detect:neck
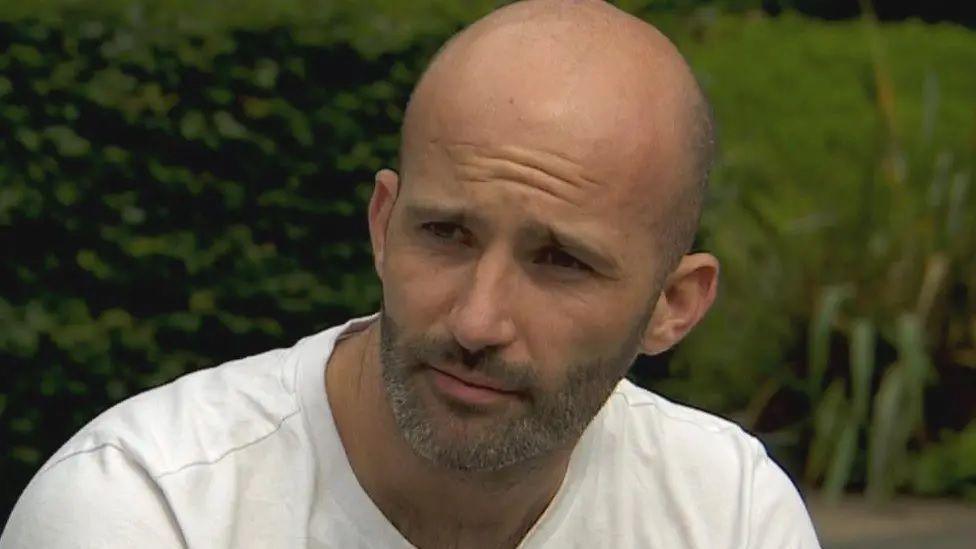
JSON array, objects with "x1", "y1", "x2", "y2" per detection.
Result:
[{"x1": 326, "y1": 322, "x2": 572, "y2": 549}]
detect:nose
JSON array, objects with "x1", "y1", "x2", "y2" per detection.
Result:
[{"x1": 447, "y1": 248, "x2": 517, "y2": 354}]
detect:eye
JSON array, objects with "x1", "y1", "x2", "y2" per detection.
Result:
[
  {"x1": 537, "y1": 247, "x2": 591, "y2": 272},
  {"x1": 421, "y1": 221, "x2": 470, "y2": 244}
]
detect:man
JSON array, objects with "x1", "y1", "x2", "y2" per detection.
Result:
[{"x1": 2, "y1": 0, "x2": 821, "y2": 547}]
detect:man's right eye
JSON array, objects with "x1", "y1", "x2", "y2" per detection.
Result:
[{"x1": 420, "y1": 221, "x2": 469, "y2": 244}]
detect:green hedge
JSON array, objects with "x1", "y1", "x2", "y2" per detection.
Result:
[
  {"x1": 0, "y1": 16, "x2": 436, "y2": 517},
  {"x1": 2, "y1": 2, "x2": 975, "y2": 518}
]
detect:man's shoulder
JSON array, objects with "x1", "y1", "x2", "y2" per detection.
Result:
[
  {"x1": 3, "y1": 340, "x2": 324, "y2": 548},
  {"x1": 536, "y1": 381, "x2": 819, "y2": 547},
  {"x1": 609, "y1": 379, "x2": 760, "y2": 449},
  {"x1": 601, "y1": 379, "x2": 773, "y2": 495},
  {"x1": 46, "y1": 344, "x2": 301, "y2": 480}
]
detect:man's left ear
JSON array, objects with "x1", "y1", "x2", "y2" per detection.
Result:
[{"x1": 640, "y1": 253, "x2": 719, "y2": 355}]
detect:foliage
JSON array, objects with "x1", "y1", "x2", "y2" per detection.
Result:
[
  {"x1": 1, "y1": 0, "x2": 974, "y2": 521},
  {"x1": 911, "y1": 421, "x2": 976, "y2": 500},
  {"x1": 775, "y1": 7, "x2": 975, "y2": 502},
  {"x1": 649, "y1": 10, "x2": 976, "y2": 499}
]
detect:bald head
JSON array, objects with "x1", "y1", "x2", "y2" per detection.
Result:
[{"x1": 399, "y1": 0, "x2": 714, "y2": 279}]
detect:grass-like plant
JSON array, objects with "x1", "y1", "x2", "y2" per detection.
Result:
[{"x1": 798, "y1": 2, "x2": 973, "y2": 502}]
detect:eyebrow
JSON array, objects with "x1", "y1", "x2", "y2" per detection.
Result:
[
  {"x1": 402, "y1": 202, "x2": 622, "y2": 276},
  {"x1": 403, "y1": 203, "x2": 469, "y2": 226}
]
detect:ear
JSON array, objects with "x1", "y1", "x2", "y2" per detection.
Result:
[
  {"x1": 367, "y1": 169, "x2": 401, "y2": 280},
  {"x1": 640, "y1": 253, "x2": 720, "y2": 355}
]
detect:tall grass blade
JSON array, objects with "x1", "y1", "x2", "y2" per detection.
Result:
[
  {"x1": 916, "y1": 253, "x2": 949, "y2": 323},
  {"x1": 859, "y1": 0, "x2": 903, "y2": 185},
  {"x1": 920, "y1": 71, "x2": 939, "y2": 146},
  {"x1": 867, "y1": 313, "x2": 934, "y2": 502},
  {"x1": 945, "y1": 170, "x2": 971, "y2": 242},
  {"x1": 808, "y1": 286, "x2": 852, "y2": 397},
  {"x1": 850, "y1": 318, "x2": 876, "y2": 423},
  {"x1": 867, "y1": 362, "x2": 906, "y2": 502},
  {"x1": 823, "y1": 419, "x2": 859, "y2": 502},
  {"x1": 897, "y1": 313, "x2": 932, "y2": 388},
  {"x1": 806, "y1": 379, "x2": 848, "y2": 485}
]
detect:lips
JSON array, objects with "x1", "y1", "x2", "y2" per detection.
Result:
[
  {"x1": 428, "y1": 365, "x2": 517, "y2": 394},
  {"x1": 424, "y1": 363, "x2": 524, "y2": 407}
]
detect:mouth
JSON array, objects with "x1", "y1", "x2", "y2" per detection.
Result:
[{"x1": 426, "y1": 365, "x2": 520, "y2": 407}]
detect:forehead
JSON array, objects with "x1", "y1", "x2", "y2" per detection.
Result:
[
  {"x1": 400, "y1": 102, "x2": 677, "y2": 255},
  {"x1": 401, "y1": 39, "x2": 690, "y2": 231},
  {"x1": 405, "y1": 138, "x2": 619, "y2": 222}
]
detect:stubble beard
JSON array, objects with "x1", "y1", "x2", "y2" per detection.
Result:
[{"x1": 378, "y1": 309, "x2": 641, "y2": 473}]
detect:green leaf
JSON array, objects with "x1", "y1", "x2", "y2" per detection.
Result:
[
  {"x1": 7, "y1": 44, "x2": 43, "y2": 67},
  {"x1": 867, "y1": 363, "x2": 901, "y2": 500},
  {"x1": 15, "y1": 128, "x2": 41, "y2": 151},
  {"x1": 849, "y1": 317, "x2": 875, "y2": 422},
  {"x1": 895, "y1": 313, "x2": 932, "y2": 388},
  {"x1": 85, "y1": 68, "x2": 138, "y2": 107},
  {"x1": 807, "y1": 379, "x2": 848, "y2": 483},
  {"x1": 823, "y1": 419, "x2": 858, "y2": 501},
  {"x1": 54, "y1": 182, "x2": 79, "y2": 205},
  {"x1": 865, "y1": 312, "x2": 934, "y2": 502},
  {"x1": 180, "y1": 111, "x2": 208, "y2": 140},
  {"x1": 44, "y1": 125, "x2": 91, "y2": 157},
  {"x1": 807, "y1": 285, "x2": 852, "y2": 396},
  {"x1": 76, "y1": 249, "x2": 112, "y2": 279},
  {"x1": 253, "y1": 58, "x2": 279, "y2": 89},
  {"x1": 10, "y1": 446, "x2": 41, "y2": 465},
  {"x1": 189, "y1": 289, "x2": 216, "y2": 312},
  {"x1": 242, "y1": 97, "x2": 273, "y2": 119},
  {"x1": 911, "y1": 422, "x2": 976, "y2": 497},
  {"x1": 213, "y1": 110, "x2": 247, "y2": 139}
]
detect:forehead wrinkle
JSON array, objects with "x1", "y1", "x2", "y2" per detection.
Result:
[
  {"x1": 449, "y1": 143, "x2": 600, "y2": 189},
  {"x1": 445, "y1": 142, "x2": 601, "y2": 209}
]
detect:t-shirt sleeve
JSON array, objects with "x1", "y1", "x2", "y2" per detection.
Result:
[
  {"x1": 0, "y1": 444, "x2": 185, "y2": 548},
  {"x1": 747, "y1": 449, "x2": 822, "y2": 549}
]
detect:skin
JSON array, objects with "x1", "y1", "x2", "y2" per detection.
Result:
[{"x1": 326, "y1": 1, "x2": 720, "y2": 547}]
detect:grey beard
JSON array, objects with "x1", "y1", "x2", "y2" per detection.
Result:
[{"x1": 378, "y1": 310, "x2": 638, "y2": 472}]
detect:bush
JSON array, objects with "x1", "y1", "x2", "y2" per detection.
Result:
[{"x1": 649, "y1": 12, "x2": 976, "y2": 497}]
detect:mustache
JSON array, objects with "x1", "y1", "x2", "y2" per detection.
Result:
[{"x1": 396, "y1": 332, "x2": 538, "y2": 391}]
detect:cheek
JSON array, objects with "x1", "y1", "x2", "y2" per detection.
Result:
[
  {"x1": 381, "y1": 242, "x2": 462, "y2": 328},
  {"x1": 520, "y1": 290, "x2": 645, "y2": 378}
]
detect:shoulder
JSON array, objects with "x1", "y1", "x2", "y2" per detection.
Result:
[
  {"x1": 599, "y1": 380, "x2": 768, "y2": 502},
  {"x1": 604, "y1": 380, "x2": 801, "y2": 493},
  {"x1": 2, "y1": 320, "x2": 363, "y2": 547},
  {"x1": 571, "y1": 380, "x2": 820, "y2": 547},
  {"x1": 2, "y1": 344, "x2": 306, "y2": 547},
  {"x1": 1, "y1": 442, "x2": 185, "y2": 548},
  {"x1": 607, "y1": 379, "x2": 763, "y2": 462},
  {"x1": 46, "y1": 345, "x2": 301, "y2": 480}
]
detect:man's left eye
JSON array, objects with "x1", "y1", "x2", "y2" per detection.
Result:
[{"x1": 537, "y1": 248, "x2": 591, "y2": 272}]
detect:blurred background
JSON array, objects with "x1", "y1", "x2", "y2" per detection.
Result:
[{"x1": 1, "y1": 0, "x2": 974, "y2": 545}]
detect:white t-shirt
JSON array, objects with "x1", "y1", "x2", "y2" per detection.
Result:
[{"x1": 2, "y1": 314, "x2": 821, "y2": 548}]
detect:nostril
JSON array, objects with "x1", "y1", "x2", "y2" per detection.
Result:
[{"x1": 460, "y1": 348, "x2": 482, "y2": 368}]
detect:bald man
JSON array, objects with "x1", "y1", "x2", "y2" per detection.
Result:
[{"x1": 2, "y1": 1, "x2": 821, "y2": 548}]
